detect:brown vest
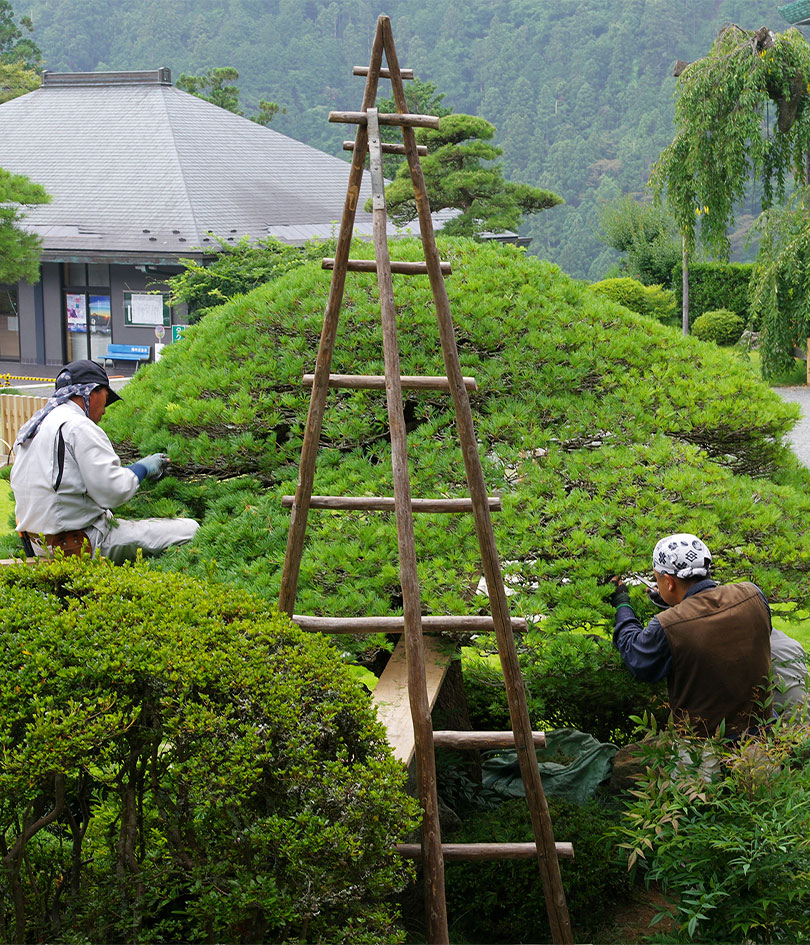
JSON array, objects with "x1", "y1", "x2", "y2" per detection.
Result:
[{"x1": 657, "y1": 582, "x2": 771, "y2": 737}]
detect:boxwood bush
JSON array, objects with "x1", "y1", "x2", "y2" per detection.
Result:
[
  {"x1": 0, "y1": 556, "x2": 418, "y2": 944},
  {"x1": 590, "y1": 275, "x2": 677, "y2": 323},
  {"x1": 691, "y1": 308, "x2": 745, "y2": 346},
  {"x1": 672, "y1": 261, "x2": 754, "y2": 325}
]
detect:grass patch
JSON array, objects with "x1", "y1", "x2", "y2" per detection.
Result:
[
  {"x1": 0, "y1": 477, "x2": 14, "y2": 536},
  {"x1": 745, "y1": 349, "x2": 807, "y2": 386}
]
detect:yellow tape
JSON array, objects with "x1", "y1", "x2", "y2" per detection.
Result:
[{"x1": 0, "y1": 374, "x2": 50, "y2": 386}]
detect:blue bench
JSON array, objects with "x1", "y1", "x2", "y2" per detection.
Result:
[{"x1": 102, "y1": 344, "x2": 151, "y2": 369}]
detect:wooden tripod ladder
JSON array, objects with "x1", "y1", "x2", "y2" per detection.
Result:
[{"x1": 278, "y1": 15, "x2": 573, "y2": 945}]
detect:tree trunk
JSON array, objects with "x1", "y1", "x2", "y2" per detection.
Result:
[{"x1": 682, "y1": 235, "x2": 689, "y2": 336}]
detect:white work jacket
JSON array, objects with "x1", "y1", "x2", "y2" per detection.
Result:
[{"x1": 11, "y1": 402, "x2": 140, "y2": 535}]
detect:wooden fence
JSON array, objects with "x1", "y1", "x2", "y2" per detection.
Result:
[{"x1": 0, "y1": 393, "x2": 49, "y2": 462}]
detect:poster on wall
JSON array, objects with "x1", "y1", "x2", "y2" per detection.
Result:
[
  {"x1": 66, "y1": 293, "x2": 87, "y2": 332},
  {"x1": 130, "y1": 293, "x2": 165, "y2": 326},
  {"x1": 89, "y1": 295, "x2": 112, "y2": 334}
]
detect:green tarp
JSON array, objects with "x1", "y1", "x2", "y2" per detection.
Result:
[{"x1": 481, "y1": 728, "x2": 618, "y2": 804}]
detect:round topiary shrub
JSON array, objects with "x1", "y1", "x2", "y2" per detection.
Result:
[
  {"x1": 691, "y1": 308, "x2": 745, "y2": 346},
  {"x1": 0, "y1": 556, "x2": 418, "y2": 944},
  {"x1": 590, "y1": 276, "x2": 676, "y2": 323}
]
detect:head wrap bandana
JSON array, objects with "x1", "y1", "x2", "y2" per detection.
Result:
[
  {"x1": 653, "y1": 533, "x2": 712, "y2": 580},
  {"x1": 14, "y1": 383, "x2": 99, "y2": 448}
]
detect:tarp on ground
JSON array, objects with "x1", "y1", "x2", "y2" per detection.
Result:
[{"x1": 481, "y1": 727, "x2": 618, "y2": 804}]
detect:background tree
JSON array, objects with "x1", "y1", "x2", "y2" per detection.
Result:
[
  {"x1": 0, "y1": 0, "x2": 41, "y2": 103},
  {"x1": 381, "y1": 113, "x2": 562, "y2": 236},
  {"x1": 0, "y1": 167, "x2": 49, "y2": 283},
  {"x1": 176, "y1": 65, "x2": 283, "y2": 126},
  {"x1": 597, "y1": 195, "x2": 681, "y2": 286}
]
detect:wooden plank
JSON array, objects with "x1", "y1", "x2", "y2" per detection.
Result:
[
  {"x1": 281, "y1": 496, "x2": 500, "y2": 512},
  {"x1": 432, "y1": 730, "x2": 546, "y2": 749},
  {"x1": 322, "y1": 258, "x2": 451, "y2": 275},
  {"x1": 372, "y1": 636, "x2": 453, "y2": 765},
  {"x1": 367, "y1": 101, "x2": 447, "y2": 944},
  {"x1": 0, "y1": 557, "x2": 37, "y2": 566},
  {"x1": 353, "y1": 65, "x2": 414, "y2": 79},
  {"x1": 329, "y1": 109, "x2": 441, "y2": 129},
  {"x1": 396, "y1": 842, "x2": 574, "y2": 861},
  {"x1": 344, "y1": 140, "x2": 428, "y2": 155},
  {"x1": 381, "y1": 17, "x2": 571, "y2": 944},
  {"x1": 290, "y1": 614, "x2": 528, "y2": 633},
  {"x1": 302, "y1": 373, "x2": 476, "y2": 390},
  {"x1": 277, "y1": 18, "x2": 387, "y2": 615}
]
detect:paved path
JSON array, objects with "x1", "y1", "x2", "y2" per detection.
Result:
[{"x1": 775, "y1": 387, "x2": 810, "y2": 467}]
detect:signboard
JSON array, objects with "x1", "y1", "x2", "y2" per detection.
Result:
[
  {"x1": 172, "y1": 325, "x2": 188, "y2": 343},
  {"x1": 154, "y1": 324, "x2": 166, "y2": 340},
  {"x1": 124, "y1": 292, "x2": 171, "y2": 327}
]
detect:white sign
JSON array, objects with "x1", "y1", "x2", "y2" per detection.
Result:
[{"x1": 131, "y1": 293, "x2": 164, "y2": 326}]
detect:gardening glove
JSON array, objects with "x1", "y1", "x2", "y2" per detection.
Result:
[
  {"x1": 138, "y1": 452, "x2": 170, "y2": 481},
  {"x1": 608, "y1": 576, "x2": 631, "y2": 609}
]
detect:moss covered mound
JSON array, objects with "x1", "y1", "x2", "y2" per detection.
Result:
[{"x1": 97, "y1": 237, "x2": 810, "y2": 629}]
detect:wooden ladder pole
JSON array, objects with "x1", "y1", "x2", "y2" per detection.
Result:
[
  {"x1": 367, "y1": 103, "x2": 449, "y2": 945},
  {"x1": 277, "y1": 23, "x2": 386, "y2": 615},
  {"x1": 380, "y1": 15, "x2": 573, "y2": 945}
]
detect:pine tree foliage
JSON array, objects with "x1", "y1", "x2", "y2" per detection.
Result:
[
  {"x1": 0, "y1": 166, "x2": 49, "y2": 283},
  {"x1": 88, "y1": 238, "x2": 810, "y2": 635}
]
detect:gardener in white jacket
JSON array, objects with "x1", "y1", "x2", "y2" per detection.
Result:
[{"x1": 11, "y1": 360, "x2": 199, "y2": 563}]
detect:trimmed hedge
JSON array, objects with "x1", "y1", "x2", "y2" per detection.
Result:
[
  {"x1": 590, "y1": 276, "x2": 676, "y2": 324},
  {"x1": 0, "y1": 556, "x2": 418, "y2": 944},
  {"x1": 691, "y1": 308, "x2": 745, "y2": 346},
  {"x1": 672, "y1": 261, "x2": 754, "y2": 324}
]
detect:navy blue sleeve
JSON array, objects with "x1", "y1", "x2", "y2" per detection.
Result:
[
  {"x1": 127, "y1": 461, "x2": 147, "y2": 484},
  {"x1": 613, "y1": 604, "x2": 673, "y2": 683}
]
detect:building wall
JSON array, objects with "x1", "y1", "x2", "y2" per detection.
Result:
[{"x1": 17, "y1": 262, "x2": 186, "y2": 367}]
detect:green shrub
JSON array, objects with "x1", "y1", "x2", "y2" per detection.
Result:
[
  {"x1": 616, "y1": 712, "x2": 810, "y2": 943},
  {"x1": 77, "y1": 237, "x2": 810, "y2": 640},
  {"x1": 590, "y1": 276, "x2": 677, "y2": 323},
  {"x1": 691, "y1": 308, "x2": 745, "y2": 346},
  {"x1": 464, "y1": 632, "x2": 667, "y2": 745},
  {"x1": 444, "y1": 796, "x2": 630, "y2": 943},
  {"x1": 672, "y1": 261, "x2": 754, "y2": 324},
  {"x1": 0, "y1": 556, "x2": 418, "y2": 944}
]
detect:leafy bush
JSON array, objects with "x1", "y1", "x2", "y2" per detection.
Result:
[
  {"x1": 590, "y1": 276, "x2": 677, "y2": 323},
  {"x1": 616, "y1": 712, "x2": 810, "y2": 943},
  {"x1": 166, "y1": 234, "x2": 330, "y2": 323},
  {"x1": 464, "y1": 631, "x2": 667, "y2": 745},
  {"x1": 672, "y1": 261, "x2": 754, "y2": 325},
  {"x1": 691, "y1": 308, "x2": 745, "y2": 346},
  {"x1": 76, "y1": 237, "x2": 810, "y2": 640},
  {"x1": 444, "y1": 796, "x2": 630, "y2": 943},
  {"x1": 0, "y1": 556, "x2": 418, "y2": 944}
]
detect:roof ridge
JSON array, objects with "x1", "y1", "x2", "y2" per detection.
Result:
[{"x1": 159, "y1": 86, "x2": 206, "y2": 246}]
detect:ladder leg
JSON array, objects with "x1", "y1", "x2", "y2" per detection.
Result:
[
  {"x1": 278, "y1": 27, "x2": 386, "y2": 614},
  {"x1": 367, "y1": 106, "x2": 449, "y2": 945},
  {"x1": 380, "y1": 18, "x2": 573, "y2": 945}
]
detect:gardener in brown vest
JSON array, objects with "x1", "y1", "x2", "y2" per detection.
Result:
[{"x1": 610, "y1": 534, "x2": 772, "y2": 738}]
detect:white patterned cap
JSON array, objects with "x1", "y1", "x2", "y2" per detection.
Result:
[{"x1": 653, "y1": 534, "x2": 712, "y2": 579}]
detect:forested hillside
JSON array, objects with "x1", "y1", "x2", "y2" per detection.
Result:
[{"x1": 24, "y1": 0, "x2": 787, "y2": 277}]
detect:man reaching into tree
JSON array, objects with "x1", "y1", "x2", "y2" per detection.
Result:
[
  {"x1": 610, "y1": 533, "x2": 778, "y2": 739},
  {"x1": 12, "y1": 360, "x2": 199, "y2": 562}
]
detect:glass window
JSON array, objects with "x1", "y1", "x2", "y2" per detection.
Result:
[
  {"x1": 0, "y1": 286, "x2": 20, "y2": 361},
  {"x1": 87, "y1": 264, "x2": 110, "y2": 287},
  {"x1": 65, "y1": 263, "x2": 86, "y2": 287}
]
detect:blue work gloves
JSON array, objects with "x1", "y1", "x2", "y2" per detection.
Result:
[{"x1": 138, "y1": 452, "x2": 170, "y2": 481}]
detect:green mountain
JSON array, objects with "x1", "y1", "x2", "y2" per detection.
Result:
[{"x1": 24, "y1": 0, "x2": 789, "y2": 277}]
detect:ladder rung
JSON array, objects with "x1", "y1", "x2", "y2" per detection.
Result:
[
  {"x1": 282, "y1": 496, "x2": 501, "y2": 512},
  {"x1": 353, "y1": 66, "x2": 415, "y2": 79},
  {"x1": 432, "y1": 730, "x2": 546, "y2": 749},
  {"x1": 396, "y1": 842, "x2": 574, "y2": 862},
  {"x1": 329, "y1": 110, "x2": 441, "y2": 130},
  {"x1": 322, "y1": 258, "x2": 451, "y2": 275},
  {"x1": 302, "y1": 373, "x2": 477, "y2": 391},
  {"x1": 291, "y1": 615, "x2": 528, "y2": 634},
  {"x1": 344, "y1": 140, "x2": 428, "y2": 156}
]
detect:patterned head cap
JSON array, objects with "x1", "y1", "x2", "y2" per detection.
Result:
[{"x1": 652, "y1": 534, "x2": 712, "y2": 580}]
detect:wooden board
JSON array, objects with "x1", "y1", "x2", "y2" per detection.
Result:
[{"x1": 372, "y1": 636, "x2": 453, "y2": 765}]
